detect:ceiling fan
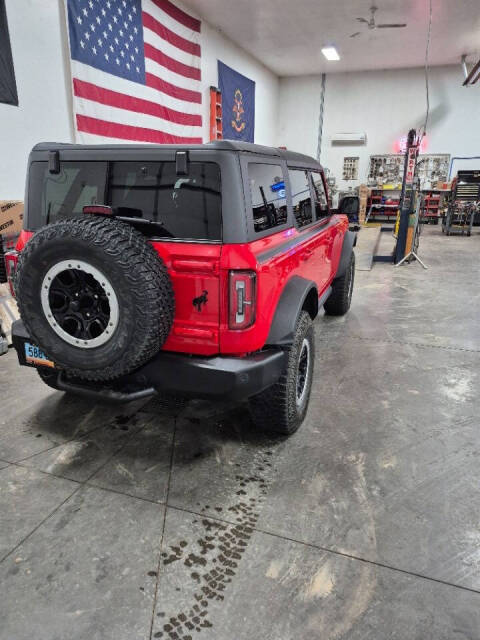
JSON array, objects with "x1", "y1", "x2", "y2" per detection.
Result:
[{"x1": 350, "y1": 6, "x2": 407, "y2": 38}]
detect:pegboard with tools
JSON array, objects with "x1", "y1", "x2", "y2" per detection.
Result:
[
  {"x1": 343, "y1": 157, "x2": 359, "y2": 181},
  {"x1": 368, "y1": 155, "x2": 404, "y2": 184},
  {"x1": 415, "y1": 154, "x2": 450, "y2": 187},
  {"x1": 368, "y1": 153, "x2": 450, "y2": 187}
]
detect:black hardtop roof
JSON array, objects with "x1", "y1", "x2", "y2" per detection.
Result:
[{"x1": 32, "y1": 140, "x2": 322, "y2": 169}]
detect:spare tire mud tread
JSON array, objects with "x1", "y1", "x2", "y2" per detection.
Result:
[{"x1": 16, "y1": 216, "x2": 174, "y2": 381}]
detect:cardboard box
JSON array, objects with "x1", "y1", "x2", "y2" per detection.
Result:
[
  {"x1": 358, "y1": 198, "x2": 368, "y2": 224},
  {"x1": 0, "y1": 201, "x2": 24, "y2": 237},
  {"x1": 357, "y1": 185, "x2": 370, "y2": 224}
]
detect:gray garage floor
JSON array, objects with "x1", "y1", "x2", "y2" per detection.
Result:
[{"x1": 1, "y1": 226, "x2": 479, "y2": 640}]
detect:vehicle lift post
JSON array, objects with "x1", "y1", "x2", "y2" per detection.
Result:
[
  {"x1": 394, "y1": 129, "x2": 428, "y2": 269},
  {"x1": 394, "y1": 194, "x2": 428, "y2": 269}
]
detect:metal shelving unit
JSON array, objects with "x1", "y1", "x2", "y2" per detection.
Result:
[{"x1": 420, "y1": 189, "x2": 450, "y2": 224}]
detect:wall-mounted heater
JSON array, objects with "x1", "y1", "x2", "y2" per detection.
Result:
[{"x1": 331, "y1": 132, "x2": 367, "y2": 145}]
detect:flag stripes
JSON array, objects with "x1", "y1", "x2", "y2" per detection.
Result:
[
  {"x1": 142, "y1": 11, "x2": 201, "y2": 57},
  {"x1": 144, "y1": 71, "x2": 201, "y2": 103},
  {"x1": 73, "y1": 78, "x2": 202, "y2": 126},
  {"x1": 76, "y1": 114, "x2": 203, "y2": 143},
  {"x1": 148, "y1": 0, "x2": 201, "y2": 33},
  {"x1": 144, "y1": 42, "x2": 201, "y2": 80},
  {"x1": 74, "y1": 88, "x2": 200, "y2": 136}
]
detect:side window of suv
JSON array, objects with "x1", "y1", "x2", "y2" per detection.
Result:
[
  {"x1": 310, "y1": 171, "x2": 329, "y2": 219},
  {"x1": 248, "y1": 163, "x2": 288, "y2": 233},
  {"x1": 289, "y1": 169, "x2": 313, "y2": 228}
]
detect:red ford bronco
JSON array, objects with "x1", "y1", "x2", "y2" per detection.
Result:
[{"x1": 6, "y1": 141, "x2": 355, "y2": 435}]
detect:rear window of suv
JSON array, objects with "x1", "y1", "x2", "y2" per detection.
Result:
[{"x1": 28, "y1": 160, "x2": 222, "y2": 241}]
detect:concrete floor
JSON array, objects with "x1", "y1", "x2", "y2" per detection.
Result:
[{"x1": 0, "y1": 226, "x2": 479, "y2": 640}]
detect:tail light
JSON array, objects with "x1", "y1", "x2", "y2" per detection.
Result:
[
  {"x1": 4, "y1": 251, "x2": 19, "y2": 298},
  {"x1": 229, "y1": 270, "x2": 256, "y2": 330},
  {"x1": 83, "y1": 205, "x2": 113, "y2": 216}
]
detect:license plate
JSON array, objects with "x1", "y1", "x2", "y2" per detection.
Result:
[{"x1": 24, "y1": 342, "x2": 55, "y2": 368}]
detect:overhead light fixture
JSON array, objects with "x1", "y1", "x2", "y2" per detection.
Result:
[{"x1": 322, "y1": 46, "x2": 340, "y2": 61}]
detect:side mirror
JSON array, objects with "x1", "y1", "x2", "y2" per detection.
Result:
[{"x1": 339, "y1": 196, "x2": 360, "y2": 218}]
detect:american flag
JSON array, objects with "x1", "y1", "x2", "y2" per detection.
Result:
[{"x1": 66, "y1": 0, "x2": 202, "y2": 144}]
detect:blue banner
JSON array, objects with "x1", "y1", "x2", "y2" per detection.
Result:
[{"x1": 218, "y1": 61, "x2": 255, "y2": 143}]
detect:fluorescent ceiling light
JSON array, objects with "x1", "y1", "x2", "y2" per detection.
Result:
[{"x1": 322, "y1": 47, "x2": 340, "y2": 61}]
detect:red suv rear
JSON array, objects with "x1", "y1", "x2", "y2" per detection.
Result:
[{"x1": 7, "y1": 141, "x2": 355, "y2": 435}]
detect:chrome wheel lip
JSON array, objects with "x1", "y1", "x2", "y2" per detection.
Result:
[
  {"x1": 40, "y1": 259, "x2": 119, "y2": 349},
  {"x1": 296, "y1": 337, "x2": 311, "y2": 407}
]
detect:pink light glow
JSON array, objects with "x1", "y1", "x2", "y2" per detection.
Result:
[{"x1": 394, "y1": 135, "x2": 428, "y2": 154}]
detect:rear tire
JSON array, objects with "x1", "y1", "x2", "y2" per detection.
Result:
[
  {"x1": 324, "y1": 252, "x2": 355, "y2": 316},
  {"x1": 248, "y1": 311, "x2": 314, "y2": 435}
]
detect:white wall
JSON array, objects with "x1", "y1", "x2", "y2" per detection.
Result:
[
  {"x1": 0, "y1": 0, "x2": 74, "y2": 200},
  {"x1": 277, "y1": 75, "x2": 322, "y2": 159},
  {"x1": 0, "y1": 0, "x2": 279, "y2": 200},
  {"x1": 278, "y1": 65, "x2": 480, "y2": 192}
]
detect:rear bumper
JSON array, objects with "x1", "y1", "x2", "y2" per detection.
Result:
[
  {"x1": 137, "y1": 349, "x2": 286, "y2": 401},
  {"x1": 11, "y1": 320, "x2": 285, "y2": 403}
]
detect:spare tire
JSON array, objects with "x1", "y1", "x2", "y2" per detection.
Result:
[{"x1": 16, "y1": 216, "x2": 174, "y2": 381}]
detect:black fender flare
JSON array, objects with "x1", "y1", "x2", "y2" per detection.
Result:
[
  {"x1": 266, "y1": 276, "x2": 318, "y2": 347},
  {"x1": 334, "y1": 230, "x2": 356, "y2": 280}
]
